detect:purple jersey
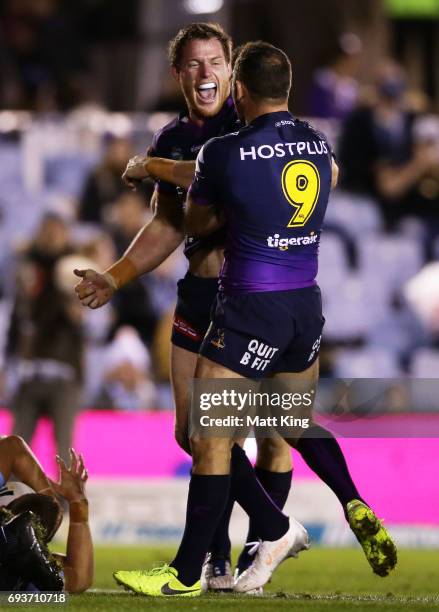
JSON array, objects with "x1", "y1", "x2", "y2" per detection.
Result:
[
  {"x1": 149, "y1": 97, "x2": 241, "y2": 259},
  {"x1": 189, "y1": 111, "x2": 332, "y2": 293}
]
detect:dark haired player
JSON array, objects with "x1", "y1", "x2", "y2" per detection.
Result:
[
  {"x1": 112, "y1": 41, "x2": 397, "y2": 596},
  {"x1": 75, "y1": 22, "x2": 294, "y2": 591},
  {"x1": 0, "y1": 437, "x2": 93, "y2": 593}
]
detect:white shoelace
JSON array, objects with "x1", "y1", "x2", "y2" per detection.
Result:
[{"x1": 244, "y1": 540, "x2": 262, "y2": 557}]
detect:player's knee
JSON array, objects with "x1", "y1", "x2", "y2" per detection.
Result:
[
  {"x1": 190, "y1": 437, "x2": 231, "y2": 474},
  {"x1": 256, "y1": 437, "x2": 292, "y2": 472},
  {"x1": 257, "y1": 436, "x2": 288, "y2": 460},
  {"x1": 7, "y1": 435, "x2": 27, "y2": 455}
]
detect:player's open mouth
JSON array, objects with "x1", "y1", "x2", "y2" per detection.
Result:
[{"x1": 196, "y1": 82, "x2": 217, "y2": 104}]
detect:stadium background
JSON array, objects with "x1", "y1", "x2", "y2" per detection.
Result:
[{"x1": 0, "y1": 0, "x2": 439, "y2": 574}]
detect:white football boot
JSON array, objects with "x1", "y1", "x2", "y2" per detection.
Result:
[
  {"x1": 234, "y1": 542, "x2": 264, "y2": 596},
  {"x1": 201, "y1": 553, "x2": 234, "y2": 592},
  {"x1": 234, "y1": 518, "x2": 309, "y2": 593}
]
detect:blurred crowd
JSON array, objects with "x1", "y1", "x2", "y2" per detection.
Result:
[
  {"x1": 306, "y1": 47, "x2": 439, "y2": 381},
  {"x1": 0, "y1": 6, "x2": 439, "y2": 457},
  {"x1": 0, "y1": 0, "x2": 140, "y2": 112}
]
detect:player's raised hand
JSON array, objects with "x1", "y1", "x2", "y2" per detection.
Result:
[
  {"x1": 74, "y1": 268, "x2": 116, "y2": 309},
  {"x1": 122, "y1": 155, "x2": 150, "y2": 189},
  {"x1": 50, "y1": 448, "x2": 88, "y2": 503}
]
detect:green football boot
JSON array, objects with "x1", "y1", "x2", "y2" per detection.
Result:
[
  {"x1": 347, "y1": 499, "x2": 397, "y2": 577},
  {"x1": 113, "y1": 564, "x2": 202, "y2": 597}
]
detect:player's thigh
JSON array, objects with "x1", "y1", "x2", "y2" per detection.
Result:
[
  {"x1": 256, "y1": 436, "x2": 292, "y2": 472},
  {"x1": 171, "y1": 273, "x2": 218, "y2": 448},
  {"x1": 195, "y1": 355, "x2": 244, "y2": 379},
  {"x1": 273, "y1": 358, "x2": 319, "y2": 388},
  {"x1": 170, "y1": 344, "x2": 198, "y2": 448},
  {"x1": 273, "y1": 359, "x2": 320, "y2": 446}
]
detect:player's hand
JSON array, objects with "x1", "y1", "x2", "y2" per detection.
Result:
[
  {"x1": 122, "y1": 155, "x2": 150, "y2": 189},
  {"x1": 74, "y1": 268, "x2": 115, "y2": 309},
  {"x1": 50, "y1": 448, "x2": 88, "y2": 504}
]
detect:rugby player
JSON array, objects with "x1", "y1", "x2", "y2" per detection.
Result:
[
  {"x1": 74, "y1": 22, "x2": 294, "y2": 590},
  {"x1": 112, "y1": 41, "x2": 397, "y2": 597},
  {"x1": 0, "y1": 437, "x2": 93, "y2": 593}
]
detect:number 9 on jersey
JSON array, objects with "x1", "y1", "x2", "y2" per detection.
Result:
[{"x1": 281, "y1": 160, "x2": 320, "y2": 228}]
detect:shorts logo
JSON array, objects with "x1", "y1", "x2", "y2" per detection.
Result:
[
  {"x1": 240, "y1": 339, "x2": 279, "y2": 371},
  {"x1": 173, "y1": 315, "x2": 201, "y2": 341},
  {"x1": 211, "y1": 330, "x2": 225, "y2": 349},
  {"x1": 308, "y1": 334, "x2": 322, "y2": 362}
]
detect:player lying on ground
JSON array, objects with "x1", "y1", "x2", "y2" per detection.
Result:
[
  {"x1": 0, "y1": 437, "x2": 93, "y2": 593},
  {"x1": 112, "y1": 41, "x2": 397, "y2": 597},
  {"x1": 74, "y1": 22, "x2": 293, "y2": 592}
]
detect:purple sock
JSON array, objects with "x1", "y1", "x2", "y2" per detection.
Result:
[
  {"x1": 296, "y1": 424, "x2": 366, "y2": 517},
  {"x1": 254, "y1": 466, "x2": 293, "y2": 509},
  {"x1": 230, "y1": 444, "x2": 289, "y2": 541},
  {"x1": 237, "y1": 467, "x2": 292, "y2": 573},
  {"x1": 171, "y1": 474, "x2": 230, "y2": 586},
  {"x1": 208, "y1": 494, "x2": 234, "y2": 559}
]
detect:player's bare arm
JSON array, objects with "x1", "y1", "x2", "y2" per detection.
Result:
[
  {"x1": 50, "y1": 449, "x2": 93, "y2": 594},
  {"x1": 123, "y1": 155, "x2": 196, "y2": 191},
  {"x1": 75, "y1": 191, "x2": 184, "y2": 309},
  {"x1": 0, "y1": 435, "x2": 58, "y2": 500},
  {"x1": 185, "y1": 193, "x2": 224, "y2": 236}
]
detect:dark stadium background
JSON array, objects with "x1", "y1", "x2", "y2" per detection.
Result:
[{"x1": 0, "y1": 0, "x2": 438, "y2": 594}]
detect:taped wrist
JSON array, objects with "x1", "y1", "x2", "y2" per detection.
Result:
[
  {"x1": 69, "y1": 500, "x2": 89, "y2": 523},
  {"x1": 104, "y1": 257, "x2": 138, "y2": 290}
]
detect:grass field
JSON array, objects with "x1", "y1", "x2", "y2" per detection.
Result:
[{"x1": 6, "y1": 546, "x2": 439, "y2": 611}]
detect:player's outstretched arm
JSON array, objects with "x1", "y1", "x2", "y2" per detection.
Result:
[
  {"x1": 51, "y1": 449, "x2": 93, "y2": 594},
  {"x1": 0, "y1": 435, "x2": 57, "y2": 500},
  {"x1": 75, "y1": 191, "x2": 184, "y2": 309},
  {"x1": 122, "y1": 155, "x2": 196, "y2": 191}
]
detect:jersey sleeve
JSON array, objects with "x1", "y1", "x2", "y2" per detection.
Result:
[
  {"x1": 310, "y1": 123, "x2": 336, "y2": 161},
  {"x1": 188, "y1": 139, "x2": 221, "y2": 207},
  {"x1": 149, "y1": 130, "x2": 178, "y2": 196}
]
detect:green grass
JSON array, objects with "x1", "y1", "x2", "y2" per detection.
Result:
[{"x1": 9, "y1": 546, "x2": 439, "y2": 611}]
